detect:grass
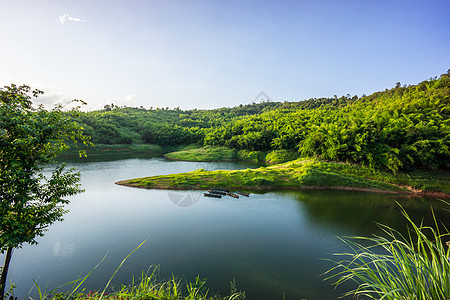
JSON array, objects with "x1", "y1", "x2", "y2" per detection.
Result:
[
  {"x1": 164, "y1": 146, "x2": 299, "y2": 164},
  {"x1": 40, "y1": 271, "x2": 245, "y2": 300},
  {"x1": 164, "y1": 146, "x2": 238, "y2": 162},
  {"x1": 116, "y1": 158, "x2": 445, "y2": 194},
  {"x1": 325, "y1": 204, "x2": 450, "y2": 299},
  {"x1": 28, "y1": 241, "x2": 245, "y2": 300},
  {"x1": 264, "y1": 149, "x2": 299, "y2": 164}
]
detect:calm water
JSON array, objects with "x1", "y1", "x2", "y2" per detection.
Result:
[{"x1": 4, "y1": 156, "x2": 449, "y2": 299}]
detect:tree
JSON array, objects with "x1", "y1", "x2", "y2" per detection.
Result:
[{"x1": 0, "y1": 84, "x2": 90, "y2": 298}]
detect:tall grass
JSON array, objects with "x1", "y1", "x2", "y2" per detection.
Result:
[
  {"x1": 325, "y1": 204, "x2": 450, "y2": 299},
  {"x1": 32, "y1": 269, "x2": 245, "y2": 300},
  {"x1": 27, "y1": 241, "x2": 245, "y2": 300}
]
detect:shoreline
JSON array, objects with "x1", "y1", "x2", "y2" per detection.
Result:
[
  {"x1": 114, "y1": 158, "x2": 450, "y2": 197},
  {"x1": 115, "y1": 180, "x2": 450, "y2": 198}
]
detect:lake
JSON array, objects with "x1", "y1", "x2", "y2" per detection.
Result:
[{"x1": 4, "y1": 156, "x2": 449, "y2": 299}]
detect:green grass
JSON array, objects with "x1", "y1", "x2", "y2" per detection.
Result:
[
  {"x1": 325, "y1": 204, "x2": 450, "y2": 299},
  {"x1": 115, "y1": 158, "x2": 449, "y2": 194},
  {"x1": 264, "y1": 149, "x2": 299, "y2": 164},
  {"x1": 164, "y1": 146, "x2": 299, "y2": 164},
  {"x1": 314, "y1": 161, "x2": 450, "y2": 194},
  {"x1": 43, "y1": 272, "x2": 245, "y2": 300},
  {"x1": 164, "y1": 146, "x2": 238, "y2": 162},
  {"x1": 29, "y1": 241, "x2": 245, "y2": 300}
]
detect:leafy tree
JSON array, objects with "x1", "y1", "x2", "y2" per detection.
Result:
[{"x1": 0, "y1": 84, "x2": 90, "y2": 298}]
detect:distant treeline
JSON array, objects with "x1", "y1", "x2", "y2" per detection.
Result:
[{"x1": 73, "y1": 71, "x2": 450, "y2": 172}]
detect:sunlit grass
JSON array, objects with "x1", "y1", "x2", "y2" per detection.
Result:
[
  {"x1": 118, "y1": 157, "x2": 449, "y2": 195},
  {"x1": 164, "y1": 146, "x2": 299, "y2": 164},
  {"x1": 34, "y1": 271, "x2": 245, "y2": 300},
  {"x1": 164, "y1": 146, "x2": 238, "y2": 162},
  {"x1": 117, "y1": 159, "x2": 406, "y2": 192},
  {"x1": 28, "y1": 241, "x2": 245, "y2": 300}
]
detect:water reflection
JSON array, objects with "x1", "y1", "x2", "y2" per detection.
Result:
[
  {"x1": 288, "y1": 190, "x2": 450, "y2": 237},
  {"x1": 51, "y1": 241, "x2": 76, "y2": 257},
  {"x1": 3, "y1": 157, "x2": 448, "y2": 300}
]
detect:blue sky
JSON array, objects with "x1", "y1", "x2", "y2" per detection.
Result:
[{"x1": 1, "y1": 0, "x2": 449, "y2": 110}]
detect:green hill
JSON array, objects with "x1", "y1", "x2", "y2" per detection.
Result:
[{"x1": 73, "y1": 71, "x2": 449, "y2": 174}]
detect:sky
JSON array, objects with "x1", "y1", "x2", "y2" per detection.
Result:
[{"x1": 1, "y1": 0, "x2": 449, "y2": 110}]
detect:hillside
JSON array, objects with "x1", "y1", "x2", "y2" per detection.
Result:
[{"x1": 73, "y1": 71, "x2": 450, "y2": 173}]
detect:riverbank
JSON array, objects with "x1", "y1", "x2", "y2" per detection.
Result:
[
  {"x1": 116, "y1": 158, "x2": 450, "y2": 196},
  {"x1": 59, "y1": 143, "x2": 202, "y2": 157}
]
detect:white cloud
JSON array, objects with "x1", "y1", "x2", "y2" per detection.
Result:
[
  {"x1": 105, "y1": 95, "x2": 139, "y2": 108},
  {"x1": 32, "y1": 88, "x2": 76, "y2": 109},
  {"x1": 59, "y1": 13, "x2": 86, "y2": 24},
  {"x1": 124, "y1": 95, "x2": 139, "y2": 104},
  {"x1": 34, "y1": 91, "x2": 68, "y2": 107},
  {"x1": 21, "y1": 83, "x2": 81, "y2": 110}
]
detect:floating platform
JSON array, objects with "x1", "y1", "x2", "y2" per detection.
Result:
[{"x1": 204, "y1": 188, "x2": 248, "y2": 199}]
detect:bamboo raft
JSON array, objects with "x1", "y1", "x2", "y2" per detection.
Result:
[
  {"x1": 204, "y1": 188, "x2": 250, "y2": 199},
  {"x1": 236, "y1": 191, "x2": 249, "y2": 197},
  {"x1": 226, "y1": 192, "x2": 239, "y2": 199},
  {"x1": 208, "y1": 189, "x2": 227, "y2": 195},
  {"x1": 204, "y1": 193, "x2": 222, "y2": 198}
]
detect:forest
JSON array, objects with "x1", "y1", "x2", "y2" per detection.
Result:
[{"x1": 73, "y1": 71, "x2": 450, "y2": 173}]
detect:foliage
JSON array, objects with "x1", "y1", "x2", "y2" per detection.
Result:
[
  {"x1": 60, "y1": 144, "x2": 165, "y2": 157},
  {"x1": 72, "y1": 102, "x2": 277, "y2": 148},
  {"x1": 203, "y1": 73, "x2": 449, "y2": 172},
  {"x1": 325, "y1": 205, "x2": 450, "y2": 299},
  {"x1": 0, "y1": 84, "x2": 89, "y2": 298},
  {"x1": 72, "y1": 71, "x2": 449, "y2": 173}
]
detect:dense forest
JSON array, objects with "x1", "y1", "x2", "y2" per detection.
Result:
[{"x1": 73, "y1": 71, "x2": 450, "y2": 173}]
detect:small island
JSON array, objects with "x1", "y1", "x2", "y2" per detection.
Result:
[{"x1": 116, "y1": 156, "x2": 450, "y2": 197}]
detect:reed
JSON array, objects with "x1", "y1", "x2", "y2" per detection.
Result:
[
  {"x1": 325, "y1": 204, "x2": 450, "y2": 299},
  {"x1": 28, "y1": 241, "x2": 245, "y2": 300}
]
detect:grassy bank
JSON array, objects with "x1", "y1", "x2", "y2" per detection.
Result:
[
  {"x1": 59, "y1": 143, "x2": 165, "y2": 157},
  {"x1": 164, "y1": 146, "x2": 299, "y2": 164},
  {"x1": 28, "y1": 241, "x2": 245, "y2": 300},
  {"x1": 33, "y1": 267, "x2": 245, "y2": 300},
  {"x1": 165, "y1": 146, "x2": 238, "y2": 161},
  {"x1": 44, "y1": 275, "x2": 245, "y2": 300},
  {"x1": 60, "y1": 144, "x2": 204, "y2": 157},
  {"x1": 117, "y1": 159, "x2": 450, "y2": 195}
]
